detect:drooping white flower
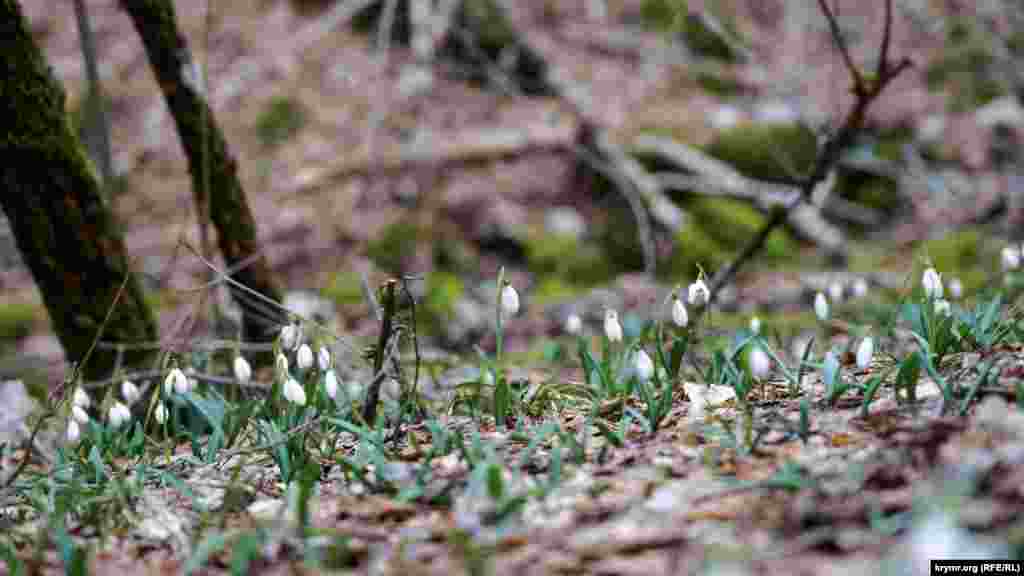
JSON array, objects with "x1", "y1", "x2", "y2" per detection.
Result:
[
  {"x1": 922, "y1": 267, "x2": 943, "y2": 299},
  {"x1": 108, "y1": 401, "x2": 131, "y2": 428},
  {"x1": 633, "y1": 349, "x2": 654, "y2": 382},
  {"x1": 121, "y1": 380, "x2": 140, "y2": 403},
  {"x1": 500, "y1": 281, "x2": 520, "y2": 318},
  {"x1": 297, "y1": 344, "x2": 314, "y2": 371},
  {"x1": 749, "y1": 346, "x2": 771, "y2": 380},
  {"x1": 814, "y1": 292, "x2": 829, "y2": 322},
  {"x1": 233, "y1": 356, "x2": 252, "y2": 384},
  {"x1": 852, "y1": 277, "x2": 869, "y2": 299},
  {"x1": 324, "y1": 369, "x2": 339, "y2": 399},
  {"x1": 275, "y1": 353, "x2": 289, "y2": 381},
  {"x1": 688, "y1": 279, "x2": 710, "y2": 306},
  {"x1": 283, "y1": 377, "x2": 307, "y2": 406},
  {"x1": 672, "y1": 295, "x2": 688, "y2": 328},
  {"x1": 318, "y1": 347, "x2": 331, "y2": 372},
  {"x1": 749, "y1": 316, "x2": 761, "y2": 334},
  {"x1": 856, "y1": 337, "x2": 874, "y2": 370},
  {"x1": 1002, "y1": 246, "x2": 1021, "y2": 272},
  {"x1": 72, "y1": 387, "x2": 91, "y2": 409},
  {"x1": 165, "y1": 368, "x2": 189, "y2": 395},
  {"x1": 154, "y1": 402, "x2": 168, "y2": 424},
  {"x1": 934, "y1": 298, "x2": 952, "y2": 317},
  {"x1": 604, "y1": 309, "x2": 622, "y2": 343},
  {"x1": 280, "y1": 324, "x2": 300, "y2": 351},
  {"x1": 828, "y1": 281, "x2": 844, "y2": 304},
  {"x1": 565, "y1": 313, "x2": 583, "y2": 335},
  {"x1": 71, "y1": 404, "x2": 90, "y2": 425},
  {"x1": 66, "y1": 419, "x2": 81, "y2": 444},
  {"x1": 948, "y1": 277, "x2": 963, "y2": 299}
]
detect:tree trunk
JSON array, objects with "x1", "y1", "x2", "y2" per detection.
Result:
[
  {"x1": 120, "y1": 0, "x2": 283, "y2": 349},
  {"x1": 0, "y1": 0, "x2": 158, "y2": 383}
]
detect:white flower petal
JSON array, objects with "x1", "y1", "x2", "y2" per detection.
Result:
[
  {"x1": 318, "y1": 347, "x2": 331, "y2": 372},
  {"x1": 234, "y1": 356, "x2": 252, "y2": 384},
  {"x1": 500, "y1": 283, "x2": 520, "y2": 318},
  {"x1": 72, "y1": 405, "x2": 90, "y2": 424},
  {"x1": 749, "y1": 347, "x2": 771, "y2": 380},
  {"x1": 672, "y1": 296, "x2": 688, "y2": 328},
  {"x1": 297, "y1": 344, "x2": 314, "y2": 371},
  {"x1": 604, "y1": 309, "x2": 622, "y2": 343},
  {"x1": 154, "y1": 402, "x2": 168, "y2": 424},
  {"x1": 856, "y1": 337, "x2": 874, "y2": 370},
  {"x1": 324, "y1": 369, "x2": 339, "y2": 399},
  {"x1": 66, "y1": 419, "x2": 81, "y2": 444},
  {"x1": 633, "y1": 349, "x2": 654, "y2": 382},
  {"x1": 814, "y1": 292, "x2": 830, "y2": 322},
  {"x1": 121, "y1": 380, "x2": 140, "y2": 403},
  {"x1": 565, "y1": 313, "x2": 583, "y2": 335},
  {"x1": 922, "y1": 267, "x2": 943, "y2": 299},
  {"x1": 72, "y1": 387, "x2": 91, "y2": 409}
]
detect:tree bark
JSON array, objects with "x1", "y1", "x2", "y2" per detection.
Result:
[
  {"x1": 120, "y1": 0, "x2": 283, "y2": 348},
  {"x1": 0, "y1": 0, "x2": 158, "y2": 383}
]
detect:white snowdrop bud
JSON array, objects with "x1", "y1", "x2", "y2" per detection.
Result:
[
  {"x1": 500, "y1": 281, "x2": 520, "y2": 318},
  {"x1": 283, "y1": 377, "x2": 307, "y2": 406},
  {"x1": 324, "y1": 369, "x2": 339, "y2": 399},
  {"x1": 750, "y1": 316, "x2": 761, "y2": 334},
  {"x1": 275, "y1": 353, "x2": 289, "y2": 381},
  {"x1": 856, "y1": 337, "x2": 874, "y2": 370},
  {"x1": 814, "y1": 292, "x2": 830, "y2": 322},
  {"x1": 280, "y1": 324, "x2": 300, "y2": 350},
  {"x1": 922, "y1": 267, "x2": 943, "y2": 299},
  {"x1": 1002, "y1": 246, "x2": 1021, "y2": 272},
  {"x1": 852, "y1": 277, "x2": 869, "y2": 299},
  {"x1": 72, "y1": 387, "x2": 91, "y2": 409},
  {"x1": 121, "y1": 380, "x2": 140, "y2": 403},
  {"x1": 948, "y1": 278, "x2": 963, "y2": 299},
  {"x1": 633, "y1": 349, "x2": 654, "y2": 382},
  {"x1": 565, "y1": 313, "x2": 583, "y2": 335},
  {"x1": 934, "y1": 299, "x2": 952, "y2": 317},
  {"x1": 318, "y1": 347, "x2": 331, "y2": 372},
  {"x1": 672, "y1": 295, "x2": 688, "y2": 328},
  {"x1": 66, "y1": 419, "x2": 81, "y2": 444},
  {"x1": 154, "y1": 402, "x2": 168, "y2": 424},
  {"x1": 71, "y1": 404, "x2": 90, "y2": 425},
  {"x1": 749, "y1": 347, "x2": 771, "y2": 380},
  {"x1": 165, "y1": 368, "x2": 189, "y2": 395},
  {"x1": 234, "y1": 356, "x2": 252, "y2": 384},
  {"x1": 828, "y1": 281, "x2": 844, "y2": 304},
  {"x1": 108, "y1": 401, "x2": 131, "y2": 428},
  {"x1": 604, "y1": 309, "x2": 623, "y2": 343},
  {"x1": 688, "y1": 279, "x2": 710, "y2": 306},
  {"x1": 297, "y1": 344, "x2": 314, "y2": 372}
]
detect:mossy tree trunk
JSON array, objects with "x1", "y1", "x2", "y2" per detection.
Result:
[
  {"x1": 0, "y1": 0, "x2": 158, "y2": 383},
  {"x1": 120, "y1": 0, "x2": 283, "y2": 348}
]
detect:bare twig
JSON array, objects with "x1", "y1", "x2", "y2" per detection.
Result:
[
  {"x1": 697, "y1": 0, "x2": 912, "y2": 314},
  {"x1": 363, "y1": 279, "x2": 398, "y2": 424}
]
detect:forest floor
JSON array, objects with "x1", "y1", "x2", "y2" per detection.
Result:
[{"x1": 2, "y1": 1, "x2": 1024, "y2": 574}]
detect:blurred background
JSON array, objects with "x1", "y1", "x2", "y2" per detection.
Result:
[{"x1": 2, "y1": 0, "x2": 1022, "y2": 392}]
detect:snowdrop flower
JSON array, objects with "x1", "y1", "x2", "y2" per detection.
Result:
[
  {"x1": 108, "y1": 401, "x2": 131, "y2": 428},
  {"x1": 275, "y1": 353, "x2": 289, "y2": 381},
  {"x1": 72, "y1": 387, "x2": 91, "y2": 409},
  {"x1": 234, "y1": 355, "x2": 252, "y2": 384},
  {"x1": 324, "y1": 369, "x2": 339, "y2": 400},
  {"x1": 934, "y1": 299, "x2": 952, "y2": 317},
  {"x1": 154, "y1": 402, "x2": 168, "y2": 424},
  {"x1": 749, "y1": 316, "x2": 761, "y2": 334},
  {"x1": 500, "y1": 281, "x2": 520, "y2": 318},
  {"x1": 565, "y1": 313, "x2": 583, "y2": 335},
  {"x1": 922, "y1": 267, "x2": 943, "y2": 299},
  {"x1": 66, "y1": 419, "x2": 81, "y2": 444},
  {"x1": 672, "y1": 294, "x2": 688, "y2": 328},
  {"x1": 948, "y1": 277, "x2": 963, "y2": 299},
  {"x1": 688, "y1": 279, "x2": 710, "y2": 306},
  {"x1": 828, "y1": 281, "x2": 844, "y2": 304},
  {"x1": 165, "y1": 368, "x2": 189, "y2": 395},
  {"x1": 814, "y1": 292, "x2": 829, "y2": 322},
  {"x1": 856, "y1": 337, "x2": 874, "y2": 370},
  {"x1": 121, "y1": 380, "x2": 140, "y2": 403},
  {"x1": 318, "y1": 347, "x2": 331, "y2": 372},
  {"x1": 71, "y1": 404, "x2": 90, "y2": 425},
  {"x1": 749, "y1": 346, "x2": 771, "y2": 380},
  {"x1": 297, "y1": 344, "x2": 314, "y2": 372},
  {"x1": 852, "y1": 277, "x2": 869, "y2": 299},
  {"x1": 280, "y1": 323, "x2": 300, "y2": 351},
  {"x1": 1002, "y1": 246, "x2": 1021, "y2": 271},
  {"x1": 604, "y1": 309, "x2": 623, "y2": 343},
  {"x1": 633, "y1": 349, "x2": 654, "y2": 382},
  {"x1": 283, "y1": 377, "x2": 306, "y2": 406}
]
